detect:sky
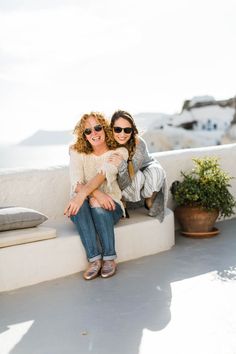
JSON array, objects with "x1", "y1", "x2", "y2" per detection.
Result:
[{"x1": 0, "y1": 0, "x2": 236, "y2": 143}]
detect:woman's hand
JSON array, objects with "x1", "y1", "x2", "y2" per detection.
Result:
[
  {"x1": 106, "y1": 152, "x2": 124, "y2": 168},
  {"x1": 91, "y1": 190, "x2": 115, "y2": 211},
  {"x1": 64, "y1": 191, "x2": 87, "y2": 217}
]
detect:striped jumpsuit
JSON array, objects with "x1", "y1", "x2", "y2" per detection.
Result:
[{"x1": 117, "y1": 136, "x2": 168, "y2": 221}]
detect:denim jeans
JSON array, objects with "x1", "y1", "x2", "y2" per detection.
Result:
[{"x1": 70, "y1": 199, "x2": 123, "y2": 262}]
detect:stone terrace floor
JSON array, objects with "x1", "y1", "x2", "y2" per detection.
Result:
[{"x1": 1, "y1": 219, "x2": 236, "y2": 354}]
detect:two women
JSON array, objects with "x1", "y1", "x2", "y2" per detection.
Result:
[
  {"x1": 65, "y1": 110, "x2": 167, "y2": 281},
  {"x1": 64, "y1": 112, "x2": 128, "y2": 280}
]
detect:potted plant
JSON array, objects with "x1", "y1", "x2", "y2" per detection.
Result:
[{"x1": 170, "y1": 156, "x2": 236, "y2": 237}]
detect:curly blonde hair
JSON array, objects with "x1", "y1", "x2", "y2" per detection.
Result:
[{"x1": 72, "y1": 112, "x2": 116, "y2": 154}]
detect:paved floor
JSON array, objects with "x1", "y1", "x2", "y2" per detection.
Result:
[{"x1": 1, "y1": 219, "x2": 236, "y2": 354}]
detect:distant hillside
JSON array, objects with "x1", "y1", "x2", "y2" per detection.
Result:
[
  {"x1": 19, "y1": 130, "x2": 73, "y2": 145},
  {"x1": 134, "y1": 112, "x2": 170, "y2": 131},
  {"x1": 18, "y1": 95, "x2": 236, "y2": 148}
]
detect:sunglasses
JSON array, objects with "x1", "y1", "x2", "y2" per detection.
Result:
[
  {"x1": 83, "y1": 124, "x2": 103, "y2": 136},
  {"x1": 113, "y1": 126, "x2": 133, "y2": 134}
]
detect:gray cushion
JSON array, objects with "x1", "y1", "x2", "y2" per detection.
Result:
[{"x1": 0, "y1": 207, "x2": 48, "y2": 231}]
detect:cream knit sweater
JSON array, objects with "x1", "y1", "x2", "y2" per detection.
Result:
[{"x1": 69, "y1": 147, "x2": 128, "y2": 215}]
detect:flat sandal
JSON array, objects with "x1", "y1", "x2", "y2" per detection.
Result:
[{"x1": 83, "y1": 260, "x2": 102, "y2": 280}]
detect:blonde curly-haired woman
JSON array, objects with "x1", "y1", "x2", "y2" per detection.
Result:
[{"x1": 64, "y1": 112, "x2": 128, "y2": 280}]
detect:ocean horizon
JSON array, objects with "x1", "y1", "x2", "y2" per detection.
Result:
[{"x1": 0, "y1": 144, "x2": 70, "y2": 170}]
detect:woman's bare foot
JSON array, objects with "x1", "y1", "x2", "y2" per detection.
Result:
[{"x1": 145, "y1": 192, "x2": 158, "y2": 209}]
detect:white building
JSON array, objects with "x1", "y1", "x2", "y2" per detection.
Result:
[{"x1": 138, "y1": 96, "x2": 236, "y2": 152}]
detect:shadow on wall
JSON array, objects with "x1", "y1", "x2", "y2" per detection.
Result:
[{"x1": 0, "y1": 220, "x2": 236, "y2": 354}]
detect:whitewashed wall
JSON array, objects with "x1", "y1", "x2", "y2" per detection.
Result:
[
  {"x1": 1, "y1": 144, "x2": 236, "y2": 219},
  {"x1": 0, "y1": 167, "x2": 70, "y2": 218}
]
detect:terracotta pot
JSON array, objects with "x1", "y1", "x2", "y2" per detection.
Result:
[{"x1": 175, "y1": 206, "x2": 219, "y2": 233}]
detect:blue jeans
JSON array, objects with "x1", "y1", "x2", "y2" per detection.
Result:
[{"x1": 70, "y1": 199, "x2": 123, "y2": 262}]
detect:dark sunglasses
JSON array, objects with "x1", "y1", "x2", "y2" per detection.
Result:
[
  {"x1": 113, "y1": 126, "x2": 133, "y2": 134},
  {"x1": 83, "y1": 124, "x2": 103, "y2": 136}
]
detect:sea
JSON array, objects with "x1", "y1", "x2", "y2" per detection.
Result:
[{"x1": 0, "y1": 144, "x2": 70, "y2": 171}]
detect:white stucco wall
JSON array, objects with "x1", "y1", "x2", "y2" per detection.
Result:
[
  {"x1": 1, "y1": 143, "x2": 236, "y2": 219},
  {"x1": 0, "y1": 167, "x2": 70, "y2": 218}
]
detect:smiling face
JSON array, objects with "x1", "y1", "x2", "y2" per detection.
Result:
[
  {"x1": 113, "y1": 117, "x2": 133, "y2": 145},
  {"x1": 84, "y1": 116, "x2": 106, "y2": 150}
]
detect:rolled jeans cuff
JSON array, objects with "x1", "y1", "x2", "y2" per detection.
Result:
[
  {"x1": 89, "y1": 255, "x2": 102, "y2": 262},
  {"x1": 103, "y1": 254, "x2": 117, "y2": 261}
]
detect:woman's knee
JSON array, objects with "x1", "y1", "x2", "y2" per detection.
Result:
[
  {"x1": 91, "y1": 204, "x2": 122, "y2": 222},
  {"x1": 91, "y1": 206, "x2": 109, "y2": 217},
  {"x1": 144, "y1": 165, "x2": 165, "y2": 182},
  {"x1": 89, "y1": 197, "x2": 102, "y2": 208}
]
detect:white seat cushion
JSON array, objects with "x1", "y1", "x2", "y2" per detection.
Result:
[{"x1": 0, "y1": 226, "x2": 56, "y2": 248}]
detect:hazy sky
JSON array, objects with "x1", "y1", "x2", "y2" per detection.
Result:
[{"x1": 1, "y1": 0, "x2": 236, "y2": 143}]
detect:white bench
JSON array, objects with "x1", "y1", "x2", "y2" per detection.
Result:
[
  {"x1": 2, "y1": 142, "x2": 236, "y2": 292},
  {"x1": 0, "y1": 207, "x2": 174, "y2": 292}
]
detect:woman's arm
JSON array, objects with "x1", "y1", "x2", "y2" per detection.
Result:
[
  {"x1": 117, "y1": 160, "x2": 131, "y2": 190},
  {"x1": 76, "y1": 182, "x2": 116, "y2": 211},
  {"x1": 117, "y1": 138, "x2": 146, "y2": 190},
  {"x1": 65, "y1": 149, "x2": 108, "y2": 216},
  {"x1": 64, "y1": 172, "x2": 108, "y2": 217},
  {"x1": 89, "y1": 190, "x2": 116, "y2": 210}
]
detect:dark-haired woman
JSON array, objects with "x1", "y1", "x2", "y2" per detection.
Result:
[{"x1": 108, "y1": 110, "x2": 167, "y2": 221}]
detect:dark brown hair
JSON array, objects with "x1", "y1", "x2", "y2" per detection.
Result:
[{"x1": 110, "y1": 110, "x2": 139, "y2": 177}]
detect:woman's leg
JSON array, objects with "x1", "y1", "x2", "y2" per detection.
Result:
[
  {"x1": 90, "y1": 202, "x2": 123, "y2": 260},
  {"x1": 141, "y1": 163, "x2": 165, "y2": 200},
  {"x1": 70, "y1": 199, "x2": 102, "y2": 262},
  {"x1": 121, "y1": 170, "x2": 145, "y2": 202},
  {"x1": 141, "y1": 163, "x2": 167, "y2": 220}
]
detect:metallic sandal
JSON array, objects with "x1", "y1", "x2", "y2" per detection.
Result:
[
  {"x1": 83, "y1": 260, "x2": 102, "y2": 280},
  {"x1": 101, "y1": 260, "x2": 117, "y2": 278}
]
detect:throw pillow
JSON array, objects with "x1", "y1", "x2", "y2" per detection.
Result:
[{"x1": 0, "y1": 207, "x2": 48, "y2": 232}]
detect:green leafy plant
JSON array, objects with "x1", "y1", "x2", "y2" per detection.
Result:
[{"x1": 170, "y1": 156, "x2": 236, "y2": 218}]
